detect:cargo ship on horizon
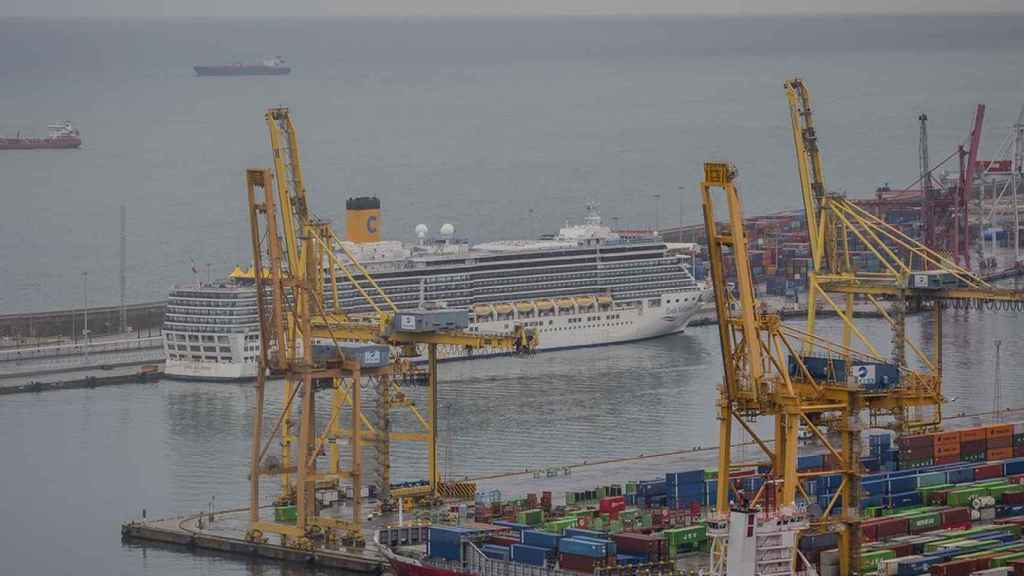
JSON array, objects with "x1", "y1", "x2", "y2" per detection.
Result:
[
  {"x1": 0, "y1": 121, "x2": 81, "y2": 150},
  {"x1": 193, "y1": 57, "x2": 291, "y2": 76}
]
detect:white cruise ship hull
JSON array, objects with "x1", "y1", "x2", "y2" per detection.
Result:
[
  {"x1": 163, "y1": 358, "x2": 258, "y2": 381},
  {"x1": 434, "y1": 290, "x2": 706, "y2": 360}
]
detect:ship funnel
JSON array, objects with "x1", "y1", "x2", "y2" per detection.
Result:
[{"x1": 345, "y1": 196, "x2": 381, "y2": 243}]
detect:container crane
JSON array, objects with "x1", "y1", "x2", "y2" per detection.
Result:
[{"x1": 245, "y1": 108, "x2": 536, "y2": 550}]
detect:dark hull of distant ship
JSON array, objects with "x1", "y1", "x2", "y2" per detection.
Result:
[
  {"x1": 194, "y1": 65, "x2": 291, "y2": 76},
  {"x1": 0, "y1": 137, "x2": 81, "y2": 150}
]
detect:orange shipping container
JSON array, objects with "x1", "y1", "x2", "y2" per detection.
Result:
[
  {"x1": 934, "y1": 431, "x2": 961, "y2": 446},
  {"x1": 961, "y1": 428, "x2": 987, "y2": 442},
  {"x1": 935, "y1": 443, "x2": 961, "y2": 457},
  {"x1": 987, "y1": 424, "x2": 1013, "y2": 438},
  {"x1": 988, "y1": 447, "x2": 1014, "y2": 460}
]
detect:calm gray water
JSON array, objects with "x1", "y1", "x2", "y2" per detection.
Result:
[
  {"x1": 2, "y1": 14, "x2": 1024, "y2": 576},
  {"x1": 2, "y1": 15, "x2": 1024, "y2": 311},
  {"x1": 1, "y1": 312, "x2": 1023, "y2": 575}
]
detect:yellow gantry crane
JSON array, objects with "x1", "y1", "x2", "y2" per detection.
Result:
[
  {"x1": 785, "y1": 77, "x2": 1024, "y2": 432},
  {"x1": 703, "y1": 80, "x2": 1024, "y2": 575},
  {"x1": 703, "y1": 162, "x2": 867, "y2": 575},
  {"x1": 244, "y1": 108, "x2": 535, "y2": 550}
]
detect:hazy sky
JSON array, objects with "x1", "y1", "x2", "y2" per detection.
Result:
[{"x1": 5, "y1": 0, "x2": 1023, "y2": 19}]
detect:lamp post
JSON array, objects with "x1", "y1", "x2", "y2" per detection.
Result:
[
  {"x1": 994, "y1": 339, "x2": 1003, "y2": 422},
  {"x1": 82, "y1": 271, "x2": 90, "y2": 360},
  {"x1": 678, "y1": 186, "x2": 686, "y2": 241},
  {"x1": 653, "y1": 193, "x2": 662, "y2": 233}
]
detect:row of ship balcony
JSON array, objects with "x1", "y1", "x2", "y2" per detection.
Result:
[
  {"x1": 165, "y1": 305, "x2": 260, "y2": 316},
  {"x1": 168, "y1": 297, "x2": 258, "y2": 308},
  {"x1": 327, "y1": 271, "x2": 692, "y2": 303},
  {"x1": 333, "y1": 280, "x2": 690, "y2": 315},
  {"x1": 342, "y1": 256, "x2": 688, "y2": 288},
  {"x1": 163, "y1": 322, "x2": 261, "y2": 334}
]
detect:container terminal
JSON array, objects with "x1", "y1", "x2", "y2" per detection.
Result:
[{"x1": 107, "y1": 79, "x2": 1024, "y2": 575}]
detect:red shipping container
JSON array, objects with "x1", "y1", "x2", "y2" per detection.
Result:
[
  {"x1": 612, "y1": 533, "x2": 665, "y2": 561},
  {"x1": 1016, "y1": 446, "x2": 1024, "y2": 458},
  {"x1": 898, "y1": 434, "x2": 934, "y2": 449},
  {"x1": 988, "y1": 435, "x2": 1012, "y2": 449},
  {"x1": 887, "y1": 543, "x2": 914, "y2": 556},
  {"x1": 961, "y1": 439, "x2": 988, "y2": 453},
  {"x1": 489, "y1": 536, "x2": 521, "y2": 546},
  {"x1": 975, "y1": 463, "x2": 1004, "y2": 480},
  {"x1": 988, "y1": 424, "x2": 1013, "y2": 438},
  {"x1": 861, "y1": 523, "x2": 879, "y2": 542},
  {"x1": 929, "y1": 557, "x2": 978, "y2": 576},
  {"x1": 598, "y1": 496, "x2": 626, "y2": 514},
  {"x1": 873, "y1": 517, "x2": 909, "y2": 539},
  {"x1": 941, "y1": 507, "x2": 970, "y2": 528},
  {"x1": 989, "y1": 447, "x2": 1014, "y2": 460},
  {"x1": 559, "y1": 553, "x2": 610, "y2": 573},
  {"x1": 935, "y1": 443, "x2": 961, "y2": 457},
  {"x1": 935, "y1": 431, "x2": 961, "y2": 446},
  {"x1": 961, "y1": 428, "x2": 987, "y2": 442},
  {"x1": 1012, "y1": 559, "x2": 1024, "y2": 576},
  {"x1": 901, "y1": 445, "x2": 933, "y2": 459},
  {"x1": 1009, "y1": 474, "x2": 1024, "y2": 484},
  {"x1": 936, "y1": 454, "x2": 960, "y2": 465}
]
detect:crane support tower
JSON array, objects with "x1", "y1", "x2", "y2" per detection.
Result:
[
  {"x1": 244, "y1": 108, "x2": 536, "y2": 550},
  {"x1": 702, "y1": 81, "x2": 1024, "y2": 575},
  {"x1": 784, "y1": 79, "x2": 1024, "y2": 433}
]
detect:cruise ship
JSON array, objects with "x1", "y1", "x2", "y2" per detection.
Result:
[
  {"x1": 162, "y1": 278, "x2": 261, "y2": 380},
  {"x1": 335, "y1": 201, "x2": 708, "y2": 357},
  {"x1": 162, "y1": 198, "x2": 708, "y2": 380}
]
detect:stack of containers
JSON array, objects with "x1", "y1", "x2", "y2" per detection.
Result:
[
  {"x1": 665, "y1": 470, "x2": 706, "y2": 510},
  {"x1": 611, "y1": 532, "x2": 666, "y2": 562},
  {"x1": 962, "y1": 427, "x2": 989, "y2": 463},
  {"x1": 510, "y1": 543, "x2": 550, "y2": 566},
  {"x1": 898, "y1": 434, "x2": 935, "y2": 469},
  {"x1": 557, "y1": 532, "x2": 615, "y2": 573},
  {"x1": 990, "y1": 425, "x2": 1016, "y2": 461},
  {"x1": 427, "y1": 526, "x2": 477, "y2": 561},
  {"x1": 934, "y1": 431, "x2": 962, "y2": 465},
  {"x1": 636, "y1": 479, "x2": 666, "y2": 508},
  {"x1": 598, "y1": 496, "x2": 625, "y2": 519}
]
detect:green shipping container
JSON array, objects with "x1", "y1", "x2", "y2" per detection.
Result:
[
  {"x1": 993, "y1": 551, "x2": 1024, "y2": 567},
  {"x1": 907, "y1": 512, "x2": 941, "y2": 533},
  {"x1": 274, "y1": 505, "x2": 297, "y2": 523},
  {"x1": 860, "y1": 550, "x2": 896, "y2": 573}
]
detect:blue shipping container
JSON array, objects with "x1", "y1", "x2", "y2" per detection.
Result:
[
  {"x1": 511, "y1": 544, "x2": 548, "y2": 566},
  {"x1": 522, "y1": 530, "x2": 560, "y2": 549},
  {"x1": 666, "y1": 470, "x2": 705, "y2": 485},
  {"x1": 558, "y1": 538, "x2": 608, "y2": 558},
  {"x1": 888, "y1": 476, "x2": 917, "y2": 494},
  {"x1": 1004, "y1": 459, "x2": 1024, "y2": 476},
  {"x1": 493, "y1": 520, "x2": 531, "y2": 532},
  {"x1": 482, "y1": 544, "x2": 510, "y2": 561},
  {"x1": 798, "y1": 454, "x2": 825, "y2": 471},
  {"x1": 947, "y1": 468, "x2": 975, "y2": 484},
  {"x1": 563, "y1": 528, "x2": 609, "y2": 540}
]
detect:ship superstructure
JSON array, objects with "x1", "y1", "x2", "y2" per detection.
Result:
[
  {"x1": 161, "y1": 278, "x2": 260, "y2": 380},
  {"x1": 332, "y1": 202, "x2": 709, "y2": 355}
]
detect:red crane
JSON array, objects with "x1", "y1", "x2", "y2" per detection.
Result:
[{"x1": 957, "y1": 104, "x2": 986, "y2": 268}]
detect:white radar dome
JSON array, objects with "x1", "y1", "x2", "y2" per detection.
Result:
[
  {"x1": 415, "y1": 224, "x2": 429, "y2": 238},
  {"x1": 440, "y1": 223, "x2": 455, "y2": 238}
]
